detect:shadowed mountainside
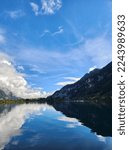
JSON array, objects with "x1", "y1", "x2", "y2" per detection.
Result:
[{"x1": 47, "y1": 62, "x2": 112, "y2": 107}]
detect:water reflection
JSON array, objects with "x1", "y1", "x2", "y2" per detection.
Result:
[
  {"x1": 57, "y1": 116, "x2": 82, "y2": 128},
  {"x1": 51, "y1": 101, "x2": 112, "y2": 136},
  {"x1": 0, "y1": 104, "x2": 52, "y2": 150},
  {"x1": 0, "y1": 103, "x2": 112, "y2": 150}
]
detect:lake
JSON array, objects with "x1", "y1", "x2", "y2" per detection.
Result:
[{"x1": 0, "y1": 103, "x2": 112, "y2": 150}]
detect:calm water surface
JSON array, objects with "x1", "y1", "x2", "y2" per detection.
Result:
[{"x1": 0, "y1": 103, "x2": 112, "y2": 150}]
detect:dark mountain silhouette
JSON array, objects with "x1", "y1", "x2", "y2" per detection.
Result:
[{"x1": 48, "y1": 62, "x2": 112, "y2": 107}]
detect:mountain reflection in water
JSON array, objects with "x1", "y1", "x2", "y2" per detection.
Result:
[
  {"x1": 50, "y1": 101, "x2": 112, "y2": 136},
  {"x1": 0, "y1": 103, "x2": 112, "y2": 150}
]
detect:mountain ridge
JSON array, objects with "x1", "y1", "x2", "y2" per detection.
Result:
[{"x1": 47, "y1": 62, "x2": 112, "y2": 107}]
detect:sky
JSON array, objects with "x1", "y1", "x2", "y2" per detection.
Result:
[{"x1": 0, "y1": 0, "x2": 112, "y2": 98}]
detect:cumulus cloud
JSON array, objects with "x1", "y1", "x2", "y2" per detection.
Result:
[
  {"x1": 6, "y1": 10, "x2": 25, "y2": 19},
  {"x1": 0, "y1": 52, "x2": 49, "y2": 99},
  {"x1": 56, "y1": 77, "x2": 80, "y2": 86},
  {"x1": 30, "y1": 0, "x2": 62, "y2": 16},
  {"x1": 0, "y1": 104, "x2": 52, "y2": 150},
  {"x1": 41, "y1": 0, "x2": 62, "y2": 15}
]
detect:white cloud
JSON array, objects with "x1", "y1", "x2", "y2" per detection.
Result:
[
  {"x1": 29, "y1": 64, "x2": 46, "y2": 74},
  {"x1": 52, "y1": 26, "x2": 64, "y2": 36},
  {"x1": 56, "y1": 81, "x2": 75, "y2": 86},
  {"x1": 30, "y1": 2, "x2": 39, "y2": 16},
  {"x1": 30, "y1": 0, "x2": 62, "y2": 16},
  {"x1": 56, "y1": 77, "x2": 80, "y2": 86},
  {"x1": 64, "y1": 77, "x2": 80, "y2": 81},
  {"x1": 41, "y1": 0, "x2": 62, "y2": 15},
  {"x1": 40, "y1": 29, "x2": 50, "y2": 37},
  {"x1": 65, "y1": 37, "x2": 84, "y2": 47},
  {"x1": 88, "y1": 66, "x2": 96, "y2": 72},
  {"x1": 41, "y1": 26, "x2": 64, "y2": 38},
  {"x1": 12, "y1": 35, "x2": 111, "y2": 79},
  {"x1": 96, "y1": 134, "x2": 106, "y2": 142},
  {"x1": 0, "y1": 103, "x2": 52, "y2": 150},
  {"x1": 58, "y1": 116, "x2": 78, "y2": 122},
  {"x1": 17, "y1": 65, "x2": 24, "y2": 71},
  {"x1": 6, "y1": 10, "x2": 25, "y2": 19},
  {"x1": 0, "y1": 52, "x2": 49, "y2": 99},
  {"x1": 7, "y1": 34, "x2": 111, "y2": 92},
  {"x1": 81, "y1": 36, "x2": 112, "y2": 66},
  {"x1": 58, "y1": 116, "x2": 82, "y2": 128}
]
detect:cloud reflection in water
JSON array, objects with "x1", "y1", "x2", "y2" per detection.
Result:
[{"x1": 0, "y1": 103, "x2": 52, "y2": 150}]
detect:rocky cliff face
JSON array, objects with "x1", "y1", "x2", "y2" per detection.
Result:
[{"x1": 49, "y1": 62, "x2": 112, "y2": 107}]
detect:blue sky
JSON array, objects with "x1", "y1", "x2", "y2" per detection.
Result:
[{"x1": 0, "y1": 0, "x2": 112, "y2": 94}]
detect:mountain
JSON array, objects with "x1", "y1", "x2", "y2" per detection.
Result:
[
  {"x1": 0, "y1": 90, "x2": 7, "y2": 100},
  {"x1": 46, "y1": 62, "x2": 112, "y2": 136},
  {"x1": 0, "y1": 89, "x2": 16, "y2": 100},
  {"x1": 48, "y1": 62, "x2": 112, "y2": 107}
]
